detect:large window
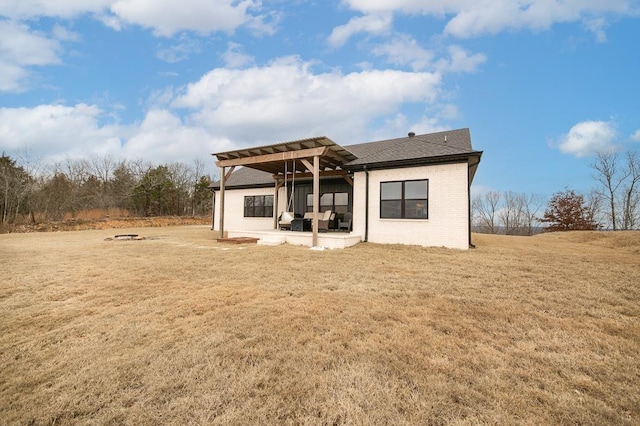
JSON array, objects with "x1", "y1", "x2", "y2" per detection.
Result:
[
  {"x1": 380, "y1": 180, "x2": 428, "y2": 219},
  {"x1": 244, "y1": 195, "x2": 274, "y2": 218},
  {"x1": 307, "y1": 192, "x2": 349, "y2": 213}
]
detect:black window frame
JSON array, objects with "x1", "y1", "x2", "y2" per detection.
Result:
[
  {"x1": 244, "y1": 195, "x2": 274, "y2": 218},
  {"x1": 380, "y1": 179, "x2": 429, "y2": 219}
]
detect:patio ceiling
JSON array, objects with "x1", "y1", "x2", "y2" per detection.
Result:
[{"x1": 213, "y1": 136, "x2": 357, "y2": 175}]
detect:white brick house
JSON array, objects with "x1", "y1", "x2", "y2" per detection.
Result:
[{"x1": 211, "y1": 129, "x2": 482, "y2": 249}]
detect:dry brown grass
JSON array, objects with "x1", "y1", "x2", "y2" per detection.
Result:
[
  {"x1": 2, "y1": 215, "x2": 210, "y2": 234},
  {"x1": 1, "y1": 228, "x2": 638, "y2": 425}
]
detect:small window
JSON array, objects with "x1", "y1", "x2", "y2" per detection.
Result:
[
  {"x1": 244, "y1": 195, "x2": 274, "y2": 218},
  {"x1": 380, "y1": 180, "x2": 428, "y2": 219}
]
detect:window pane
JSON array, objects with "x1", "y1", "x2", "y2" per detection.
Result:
[
  {"x1": 405, "y1": 199, "x2": 428, "y2": 219},
  {"x1": 244, "y1": 196, "x2": 253, "y2": 217},
  {"x1": 265, "y1": 195, "x2": 273, "y2": 207},
  {"x1": 319, "y1": 193, "x2": 331, "y2": 211},
  {"x1": 266, "y1": 205, "x2": 273, "y2": 217},
  {"x1": 405, "y1": 180, "x2": 428, "y2": 199},
  {"x1": 381, "y1": 182, "x2": 402, "y2": 200},
  {"x1": 381, "y1": 200, "x2": 402, "y2": 218},
  {"x1": 255, "y1": 206, "x2": 265, "y2": 217},
  {"x1": 320, "y1": 193, "x2": 333, "y2": 204},
  {"x1": 335, "y1": 192, "x2": 348, "y2": 206}
]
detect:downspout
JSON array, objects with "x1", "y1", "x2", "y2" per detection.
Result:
[{"x1": 364, "y1": 166, "x2": 369, "y2": 242}]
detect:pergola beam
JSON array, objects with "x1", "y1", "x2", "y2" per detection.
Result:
[{"x1": 216, "y1": 147, "x2": 328, "y2": 168}]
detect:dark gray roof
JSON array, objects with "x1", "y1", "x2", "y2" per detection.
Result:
[
  {"x1": 344, "y1": 128, "x2": 477, "y2": 169},
  {"x1": 211, "y1": 128, "x2": 482, "y2": 189},
  {"x1": 209, "y1": 166, "x2": 274, "y2": 189}
]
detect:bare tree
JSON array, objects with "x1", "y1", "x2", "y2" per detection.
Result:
[
  {"x1": 590, "y1": 151, "x2": 624, "y2": 230},
  {"x1": 590, "y1": 150, "x2": 640, "y2": 230},
  {"x1": 621, "y1": 151, "x2": 640, "y2": 229},
  {"x1": 472, "y1": 191, "x2": 501, "y2": 234},
  {"x1": 87, "y1": 155, "x2": 118, "y2": 209},
  {"x1": 500, "y1": 192, "x2": 525, "y2": 235},
  {"x1": 521, "y1": 193, "x2": 546, "y2": 235}
]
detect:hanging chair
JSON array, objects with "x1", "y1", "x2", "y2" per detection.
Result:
[{"x1": 279, "y1": 160, "x2": 296, "y2": 230}]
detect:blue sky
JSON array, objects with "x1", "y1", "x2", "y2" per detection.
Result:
[{"x1": 1, "y1": 0, "x2": 639, "y2": 198}]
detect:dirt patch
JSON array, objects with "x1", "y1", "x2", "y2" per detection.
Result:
[{"x1": 217, "y1": 236, "x2": 259, "y2": 244}]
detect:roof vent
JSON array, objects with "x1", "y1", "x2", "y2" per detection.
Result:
[
  {"x1": 408, "y1": 132, "x2": 415, "y2": 137},
  {"x1": 444, "y1": 135, "x2": 447, "y2": 143}
]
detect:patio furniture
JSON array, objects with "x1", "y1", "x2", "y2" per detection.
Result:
[
  {"x1": 315, "y1": 210, "x2": 333, "y2": 232},
  {"x1": 291, "y1": 218, "x2": 305, "y2": 232},
  {"x1": 279, "y1": 211, "x2": 295, "y2": 230},
  {"x1": 338, "y1": 212, "x2": 352, "y2": 232}
]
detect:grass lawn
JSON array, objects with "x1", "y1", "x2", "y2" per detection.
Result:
[{"x1": 1, "y1": 226, "x2": 638, "y2": 425}]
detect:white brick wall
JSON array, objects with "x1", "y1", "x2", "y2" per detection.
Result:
[
  {"x1": 213, "y1": 187, "x2": 285, "y2": 231},
  {"x1": 352, "y1": 163, "x2": 470, "y2": 249}
]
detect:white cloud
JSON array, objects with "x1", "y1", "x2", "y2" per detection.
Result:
[
  {"x1": 371, "y1": 34, "x2": 434, "y2": 71},
  {"x1": 328, "y1": 14, "x2": 392, "y2": 47},
  {"x1": 156, "y1": 35, "x2": 202, "y2": 63},
  {"x1": 1, "y1": 0, "x2": 267, "y2": 37},
  {"x1": 557, "y1": 120, "x2": 618, "y2": 157},
  {"x1": 109, "y1": 0, "x2": 258, "y2": 37},
  {"x1": 583, "y1": 17, "x2": 608, "y2": 42},
  {"x1": 121, "y1": 109, "x2": 226, "y2": 162},
  {"x1": 51, "y1": 24, "x2": 81, "y2": 42},
  {"x1": 171, "y1": 56, "x2": 442, "y2": 146},
  {"x1": 339, "y1": 0, "x2": 636, "y2": 40},
  {"x1": 0, "y1": 20, "x2": 63, "y2": 92},
  {"x1": 0, "y1": 104, "x2": 123, "y2": 161},
  {"x1": 244, "y1": 10, "x2": 281, "y2": 37},
  {"x1": 436, "y1": 45, "x2": 486, "y2": 73},
  {"x1": 371, "y1": 36, "x2": 485, "y2": 75},
  {"x1": 0, "y1": 103, "x2": 226, "y2": 165},
  {"x1": 0, "y1": 0, "x2": 112, "y2": 20},
  {"x1": 631, "y1": 130, "x2": 640, "y2": 142},
  {"x1": 222, "y1": 42, "x2": 255, "y2": 69}
]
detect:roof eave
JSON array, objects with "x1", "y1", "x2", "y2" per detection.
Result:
[{"x1": 345, "y1": 151, "x2": 482, "y2": 172}]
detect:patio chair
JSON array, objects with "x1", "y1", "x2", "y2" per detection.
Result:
[
  {"x1": 338, "y1": 212, "x2": 352, "y2": 232},
  {"x1": 279, "y1": 211, "x2": 294, "y2": 230},
  {"x1": 315, "y1": 210, "x2": 333, "y2": 232}
]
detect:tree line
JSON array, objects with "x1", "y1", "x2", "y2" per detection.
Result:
[
  {"x1": 1, "y1": 153, "x2": 215, "y2": 226},
  {"x1": 473, "y1": 149, "x2": 639, "y2": 234}
]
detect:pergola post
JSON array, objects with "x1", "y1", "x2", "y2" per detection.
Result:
[
  {"x1": 218, "y1": 166, "x2": 235, "y2": 238},
  {"x1": 273, "y1": 178, "x2": 284, "y2": 230},
  {"x1": 219, "y1": 166, "x2": 226, "y2": 238},
  {"x1": 312, "y1": 155, "x2": 320, "y2": 247}
]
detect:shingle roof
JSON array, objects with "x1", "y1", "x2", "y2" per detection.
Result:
[
  {"x1": 344, "y1": 128, "x2": 477, "y2": 169},
  {"x1": 209, "y1": 166, "x2": 274, "y2": 189}
]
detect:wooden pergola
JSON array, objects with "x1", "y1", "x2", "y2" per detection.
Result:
[{"x1": 213, "y1": 137, "x2": 357, "y2": 247}]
